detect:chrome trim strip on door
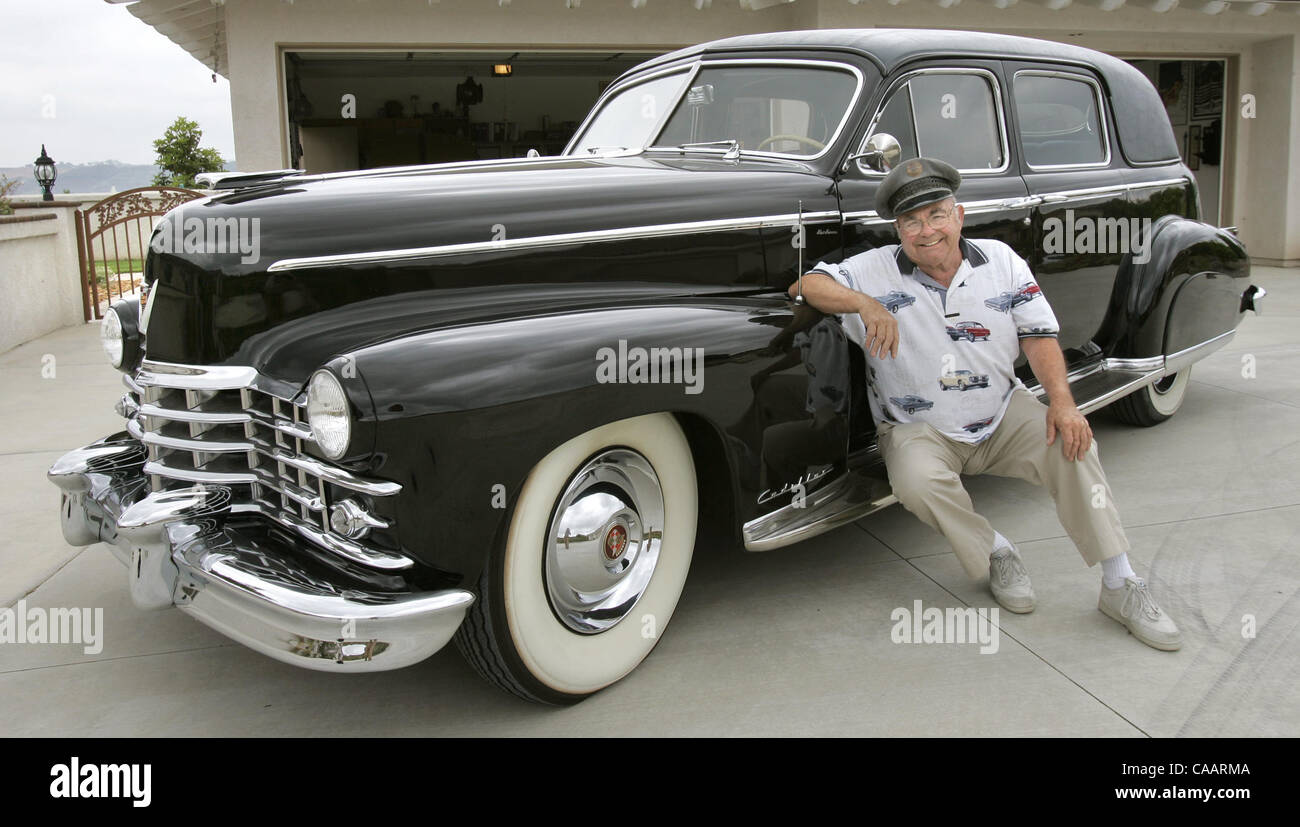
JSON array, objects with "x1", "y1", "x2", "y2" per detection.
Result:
[{"x1": 269, "y1": 210, "x2": 843, "y2": 272}]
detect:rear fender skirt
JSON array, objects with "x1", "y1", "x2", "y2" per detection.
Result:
[{"x1": 1093, "y1": 215, "x2": 1250, "y2": 361}]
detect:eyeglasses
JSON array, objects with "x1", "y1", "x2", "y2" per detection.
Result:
[{"x1": 897, "y1": 206, "x2": 955, "y2": 235}]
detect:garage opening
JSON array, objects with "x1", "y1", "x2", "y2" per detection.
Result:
[
  {"x1": 1127, "y1": 58, "x2": 1228, "y2": 226},
  {"x1": 284, "y1": 50, "x2": 664, "y2": 173}
]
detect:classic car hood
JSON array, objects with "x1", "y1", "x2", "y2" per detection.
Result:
[
  {"x1": 143, "y1": 154, "x2": 832, "y2": 381},
  {"x1": 157, "y1": 155, "x2": 825, "y2": 276}
]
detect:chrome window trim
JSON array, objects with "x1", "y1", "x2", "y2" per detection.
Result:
[
  {"x1": 1013, "y1": 69, "x2": 1113, "y2": 171},
  {"x1": 268, "y1": 210, "x2": 843, "y2": 272},
  {"x1": 841, "y1": 178, "x2": 1186, "y2": 227},
  {"x1": 568, "y1": 58, "x2": 867, "y2": 164},
  {"x1": 565, "y1": 62, "x2": 696, "y2": 157},
  {"x1": 851, "y1": 67, "x2": 1012, "y2": 177},
  {"x1": 1125, "y1": 177, "x2": 1189, "y2": 192},
  {"x1": 841, "y1": 196, "x2": 1007, "y2": 227}
]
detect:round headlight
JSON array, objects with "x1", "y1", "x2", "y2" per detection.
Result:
[
  {"x1": 307, "y1": 370, "x2": 351, "y2": 460},
  {"x1": 101, "y1": 311, "x2": 124, "y2": 368}
]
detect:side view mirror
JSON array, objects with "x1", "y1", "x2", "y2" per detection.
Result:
[{"x1": 843, "y1": 133, "x2": 902, "y2": 174}]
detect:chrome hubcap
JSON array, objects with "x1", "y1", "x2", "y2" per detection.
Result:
[{"x1": 545, "y1": 448, "x2": 664, "y2": 634}]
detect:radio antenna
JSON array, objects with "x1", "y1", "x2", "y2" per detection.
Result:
[{"x1": 795, "y1": 200, "x2": 805, "y2": 304}]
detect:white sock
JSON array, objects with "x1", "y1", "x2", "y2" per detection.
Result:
[
  {"x1": 992, "y1": 530, "x2": 1013, "y2": 553},
  {"x1": 1101, "y1": 553, "x2": 1137, "y2": 589}
]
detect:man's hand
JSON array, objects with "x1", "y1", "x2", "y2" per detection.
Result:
[
  {"x1": 858, "y1": 296, "x2": 899, "y2": 359},
  {"x1": 789, "y1": 272, "x2": 899, "y2": 359},
  {"x1": 1045, "y1": 400, "x2": 1092, "y2": 461},
  {"x1": 1021, "y1": 336, "x2": 1090, "y2": 459}
]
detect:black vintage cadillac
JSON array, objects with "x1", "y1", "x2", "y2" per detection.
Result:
[{"x1": 50, "y1": 29, "x2": 1263, "y2": 704}]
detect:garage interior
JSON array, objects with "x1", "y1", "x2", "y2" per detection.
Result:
[{"x1": 285, "y1": 50, "x2": 663, "y2": 173}]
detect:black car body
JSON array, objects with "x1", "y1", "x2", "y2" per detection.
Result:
[{"x1": 51, "y1": 28, "x2": 1263, "y2": 704}]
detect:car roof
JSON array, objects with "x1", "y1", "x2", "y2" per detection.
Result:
[{"x1": 628, "y1": 28, "x2": 1178, "y2": 166}]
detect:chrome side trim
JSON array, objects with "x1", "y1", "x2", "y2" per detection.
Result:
[
  {"x1": 743, "y1": 468, "x2": 896, "y2": 552},
  {"x1": 1123, "y1": 177, "x2": 1189, "y2": 192},
  {"x1": 269, "y1": 210, "x2": 842, "y2": 272},
  {"x1": 842, "y1": 197, "x2": 1017, "y2": 227},
  {"x1": 1013, "y1": 69, "x2": 1113, "y2": 172},
  {"x1": 843, "y1": 178, "x2": 1184, "y2": 227},
  {"x1": 1164, "y1": 329, "x2": 1235, "y2": 373},
  {"x1": 1103, "y1": 355, "x2": 1165, "y2": 373}
]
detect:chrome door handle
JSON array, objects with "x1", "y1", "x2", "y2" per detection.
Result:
[{"x1": 999, "y1": 195, "x2": 1043, "y2": 209}]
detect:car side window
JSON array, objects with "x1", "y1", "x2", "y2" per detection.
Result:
[
  {"x1": 1013, "y1": 73, "x2": 1108, "y2": 168},
  {"x1": 907, "y1": 74, "x2": 1004, "y2": 170},
  {"x1": 865, "y1": 71, "x2": 1005, "y2": 172},
  {"x1": 872, "y1": 84, "x2": 919, "y2": 162}
]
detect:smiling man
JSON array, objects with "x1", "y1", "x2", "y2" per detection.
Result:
[{"x1": 790, "y1": 157, "x2": 1181, "y2": 651}]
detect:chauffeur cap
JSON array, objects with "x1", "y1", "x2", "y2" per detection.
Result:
[{"x1": 875, "y1": 157, "x2": 962, "y2": 221}]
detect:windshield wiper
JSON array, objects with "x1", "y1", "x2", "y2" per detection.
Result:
[{"x1": 672, "y1": 140, "x2": 741, "y2": 161}]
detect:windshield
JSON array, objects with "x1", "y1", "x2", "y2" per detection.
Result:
[
  {"x1": 569, "y1": 71, "x2": 691, "y2": 155},
  {"x1": 569, "y1": 63, "x2": 860, "y2": 158}
]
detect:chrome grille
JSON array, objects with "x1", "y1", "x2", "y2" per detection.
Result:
[{"x1": 120, "y1": 362, "x2": 409, "y2": 571}]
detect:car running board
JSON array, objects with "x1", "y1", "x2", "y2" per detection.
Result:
[{"x1": 743, "y1": 462, "x2": 896, "y2": 552}]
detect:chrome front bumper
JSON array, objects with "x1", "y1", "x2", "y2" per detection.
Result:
[{"x1": 48, "y1": 437, "x2": 474, "y2": 673}]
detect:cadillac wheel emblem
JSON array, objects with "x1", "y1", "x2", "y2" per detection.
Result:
[{"x1": 604, "y1": 524, "x2": 628, "y2": 560}]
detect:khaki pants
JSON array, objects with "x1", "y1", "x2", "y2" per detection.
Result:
[{"x1": 876, "y1": 387, "x2": 1130, "y2": 579}]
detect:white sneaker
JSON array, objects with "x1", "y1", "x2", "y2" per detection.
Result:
[
  {"x1": 1099, "y1": 576, "x2": 1182, "y2": 651},
  {"x1": 989, "y1": 545, "x2": 1035, "y2": 613}
]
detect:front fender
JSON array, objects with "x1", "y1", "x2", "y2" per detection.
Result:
[{"x1": 345, "y1": 297, "x2": 845, "y2": 581}]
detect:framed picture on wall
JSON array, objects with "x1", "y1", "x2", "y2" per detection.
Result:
[
  {"x1": 1193, "y1": 61, "x2": 1224, "y2": 119},
  {"x1": 1158, "y1": 62, "x2": 1188, "y2": 126}
]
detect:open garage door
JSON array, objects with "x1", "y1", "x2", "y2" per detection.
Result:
[{"x1": 284, "y1": 49, "x2": 663, "y2": 173}]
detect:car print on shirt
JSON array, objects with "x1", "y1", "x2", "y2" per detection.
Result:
[
  {"x1": 938, "y1": 370, "x2": 991, "y2": 391},
  {"x1": 962, "y1": 416, "x2": 996, "y2": 433},
  {"x1": 984, "y1": 283, "x2": 1043, "y2": 313},
  {"x1": 873, "y1": 291, "x2": 917, "y2": 313},
  {"x1": 889, "y1": 395, "x2": 934, "y2": 414},
  {"x1": 946, "y1": 321, "x2": 991, "y2": 342}
]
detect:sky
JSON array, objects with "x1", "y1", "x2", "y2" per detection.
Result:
[{"x1": 0, "y1": 0, "x2": 236, "y2": 166}]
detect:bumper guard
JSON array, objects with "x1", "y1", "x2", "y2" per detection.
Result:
[{"x1": 48, "y1": 437, "x2": 474, "y2": 672}]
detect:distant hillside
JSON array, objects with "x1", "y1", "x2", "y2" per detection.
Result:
[{"x1": 0, "y1": 159, "x2": 234, "y2": 196}]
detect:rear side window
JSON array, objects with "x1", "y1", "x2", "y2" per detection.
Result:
[
  {"x1": 1014, "y1": 73, "x2": 1108, "y2": 168},
  {"x1": 866, "y1": 71, "x2": 1005, "y2": 172}
]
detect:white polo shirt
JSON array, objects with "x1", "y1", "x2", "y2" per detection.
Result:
[{"x1": 810, "y1": 237, "x2": 1060, "y2": 443}]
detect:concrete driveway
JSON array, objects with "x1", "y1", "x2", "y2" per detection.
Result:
[{"x1": 2, "y1": 267, "x2": 1297, "y2": 737}]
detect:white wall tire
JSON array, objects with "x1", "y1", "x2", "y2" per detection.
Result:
[
  {"x1": 455, "y1": 413, "x2": 697, "y2": 704},
  {"x1": 1111, "y1": 367, "x2": 1191, "y2": 426}
]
